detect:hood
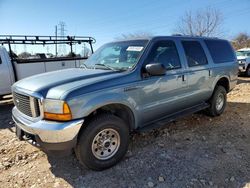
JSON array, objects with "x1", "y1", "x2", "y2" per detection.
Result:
[{"x1": 13, "y1": 68, "x2": 123, "y2": 99}]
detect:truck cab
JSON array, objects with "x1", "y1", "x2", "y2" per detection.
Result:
[{"x1": 0, "y1": 47, "x2": 15, "y2": 97}]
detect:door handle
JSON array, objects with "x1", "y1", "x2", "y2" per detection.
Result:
[
  {"x1": 177, "y1": 75, "x2": 186, "y2": 82},
  {"x1": 182, "y1": 75, "x2": 186, "y2": 82},
  {"x1": 209, "y1": 70, "x2": 212, "y2": 77}
]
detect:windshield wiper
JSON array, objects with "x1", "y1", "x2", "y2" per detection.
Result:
[
  {"x1": 94, "y1": 63, "x2": 117, "y2": 71},
  {"x1": 80, "y1": 63, "x2": 88, "y2": 69}
]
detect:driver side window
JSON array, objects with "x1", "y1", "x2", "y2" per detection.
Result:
[{"x1": 146, "y1": 40, "x2": 181, "y2": 70}]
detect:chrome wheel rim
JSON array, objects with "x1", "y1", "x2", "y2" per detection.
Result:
[
  {"x1": 91, "y1": 128, "x2": 120, "y2": 160},
  {"x1": 216, "y1": 93, "x2": 224, "y2": 111}
]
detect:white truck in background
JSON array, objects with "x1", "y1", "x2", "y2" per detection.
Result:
[
  {"x1": 236, "y1": 48, "x2": 250, "y2": 76},
  {"x1": 0, "y1": 35, "x2": 95, "y2": 98}
]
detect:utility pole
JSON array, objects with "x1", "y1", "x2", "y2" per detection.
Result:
[
  {"x1": 58, "y1": 21, "x2": 67, "y2": 55},
  {"x1": 13, "y1": 44, "x2": 17, "y2": 54},
  {"x1": 55, "y1": 25, "x2": 57, "y2": 57},
  {"x1": 24, "y1": 44, "x2": 27, "y2": 53}
]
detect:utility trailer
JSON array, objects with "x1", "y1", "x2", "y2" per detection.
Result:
[{"x1": 0, "y1": 35, "x2": 95, "y2": 98}]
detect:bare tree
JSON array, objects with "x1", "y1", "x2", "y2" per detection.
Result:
[
  {"x1": 176, "y1": 7, "x2": 223, "y2": 37},
  {"x1": 115, "y1": 31, "x2": 153, "y2": 40},
  {"x1": 231, "y1": 33, "x2": 250, "y2": 50},
  {"x1": 18, "y1": 52, "x2": 32, "y2": 59}
]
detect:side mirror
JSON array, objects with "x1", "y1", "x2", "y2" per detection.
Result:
[{"x1": 145, "y1": 63, "x2": 166, "y2": 76}]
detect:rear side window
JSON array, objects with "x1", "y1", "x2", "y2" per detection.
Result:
[
  {"x1": 205, "y1": 40, "x2": 235, "y2": 63},
  {"x1": 182, "y1": 41, "x2": 208, "y2": 67},
  {"x1": 146, "y1": 40, "x2": 181, "y2": 70}
]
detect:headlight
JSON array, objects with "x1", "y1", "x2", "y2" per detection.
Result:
[
  {"x1": 238, "y1": 60, "x2": 246, "y2": 64},
  {"x1": 43, "y1": 99, "x2": 72, "y2": 121}
]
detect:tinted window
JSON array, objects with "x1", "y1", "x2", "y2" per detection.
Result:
[
  {"x1": 0, "y1": 57, "x2": 2, "y2": 64},
  {"x1": 205, "y1": 40, "x2": 235, "y2": 63},
  {"x1": 147, "y1": 40, "x2": 181, "y2": 70},
  {"x1": 182, "y1": 41, "x2": 208, "y2": 67}
]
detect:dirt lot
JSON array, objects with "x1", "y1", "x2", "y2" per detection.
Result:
[{"x1": 0, "y1": 77, "x2": 249, "y2": 188}]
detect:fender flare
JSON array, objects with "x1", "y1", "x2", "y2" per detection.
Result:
[
  {"x1": 211, "y1": 75, "x2": 230, "y2": 92},
  {"x1": 75, "y1": 92, "x2": 138, "y2": 129}
]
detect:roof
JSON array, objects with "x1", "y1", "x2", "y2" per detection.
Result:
[{"x1": 112, "y1": 35, "x2": 223, "y2": 43}]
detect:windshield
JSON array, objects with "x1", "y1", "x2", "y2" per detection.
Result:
[
  {"x1": 236, "y1": 51, "x2": 250, "y2": 57},
  {"x1": 83, "y1": 40, "x2": 148, "y2": 71}
]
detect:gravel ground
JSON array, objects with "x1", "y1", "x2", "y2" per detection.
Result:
[{"x1": 0, "y1": 77, "x2": 249, "y2": 188}]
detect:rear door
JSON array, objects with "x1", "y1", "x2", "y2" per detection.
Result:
[{"x1": 180, "y1": 39, "x2": 212, "y2": 105}]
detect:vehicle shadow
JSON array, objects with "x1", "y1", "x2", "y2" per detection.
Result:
[
  {"x1": 46, "y1": 101, "x2": 250, "y2": 187},
  {"x1": 0, "y1": 103, "x2": 14, "y2": 130},
  {"x1": 237, "y1": 77, "x2": 250, "y2": 84}
]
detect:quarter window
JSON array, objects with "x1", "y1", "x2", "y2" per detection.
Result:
[
  {"x1": 205, "y1": 39, "x2": 235, "y2": 63},
  {"x1": 182, "y1": 41, "x2": 208, "y2": 67},
  {"x1": 146, "y1": 40, "x2": 181, "y2": 70}
]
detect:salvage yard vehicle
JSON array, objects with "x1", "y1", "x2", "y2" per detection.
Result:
[
  {"x1": 0, "y1": 35, "x2": 95, "y2": 99},
  {"x1": 236, "y1": 48, "x2": 250, "y2": 76},
  {"x1": 12, "y1": 35, "x2": 238, "y2": 170}
]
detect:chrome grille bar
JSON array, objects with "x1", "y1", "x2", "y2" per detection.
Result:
[{"x1": 13, "y1": 92, "x2": 40, "y2": 118}]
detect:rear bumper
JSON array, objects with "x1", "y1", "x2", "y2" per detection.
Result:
[{"x1": 12, "y1": 107, "x2": 84, "y2": 150}]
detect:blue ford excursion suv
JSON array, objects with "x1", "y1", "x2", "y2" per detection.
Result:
[{"x1": 12, "y1": 36, "x2": 238, "y2": 170}]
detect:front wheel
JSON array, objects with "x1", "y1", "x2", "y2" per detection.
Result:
[
  {"x1": 75, "y1": 114, "x2": 129, "y2": 171},
  {"x1": 206, "y1": 86, "x2": 227, "y2": 117}
]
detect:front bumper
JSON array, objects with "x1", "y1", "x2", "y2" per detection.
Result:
[
  {"x1": 12, "y1": 107, "x2": 84, "y2": 150},
  {"x1": 239, "y1": 64, "x2": 246, "y2": 72}
]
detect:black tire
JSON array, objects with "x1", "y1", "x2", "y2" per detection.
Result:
[
  {"x1": 246, "y1": 65, "x2": 250, "y2": 77},
  {"x1": 75, "y1": 114, "x2": 129, "y2": 171},
  {"x1": 206, "y1": 86, "x2": 227, "y2": 117}
]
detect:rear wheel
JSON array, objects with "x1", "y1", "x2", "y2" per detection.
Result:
[
  {"x1": 206, "y1": 86, "x2": 227, "y2": 117},
  {"x1": 75, "y1": 114, "x2": 129, "y2": 171}
]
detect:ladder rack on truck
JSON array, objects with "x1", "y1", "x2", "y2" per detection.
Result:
[
  {"x1": 0, "y1": 35, "x2": 96, "y2": 97},
  {"x1": 0, "y1": 35, "x2": 95, "y2": 60}
]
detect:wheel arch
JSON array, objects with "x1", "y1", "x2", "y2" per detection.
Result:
[
  {"x1": 212, "y1": 76, "x2": 230, "y2": 93},
  {"x1": 85, "y1": 103, "x2": 136, "y2": 131}
]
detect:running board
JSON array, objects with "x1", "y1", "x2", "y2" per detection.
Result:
[{"x1": 137, "y1": 102, "x2": 210, "y2": 132}]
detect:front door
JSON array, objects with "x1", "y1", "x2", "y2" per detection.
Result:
[{"x1": 137, "y1": 39, "x2": 188, "y2": 126}]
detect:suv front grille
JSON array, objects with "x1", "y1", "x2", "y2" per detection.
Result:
[{"x1": 13, "y1": 92, "x2": 40, "y2": 118}]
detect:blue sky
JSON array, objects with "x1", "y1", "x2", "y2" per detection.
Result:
[{"x1": 0, "y1": 0, "x2": 250, "y2": 53}]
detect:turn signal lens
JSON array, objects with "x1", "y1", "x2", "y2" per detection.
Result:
[
  {"x1": 44, "y1": 113, "x2": 72, "y2": 121},
  {"x1": 44, "y1": 102, "x2": 72, "y2": 121},
  {"x1": 63, "y1": 102, "x2": 71, "y2": 114}
]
